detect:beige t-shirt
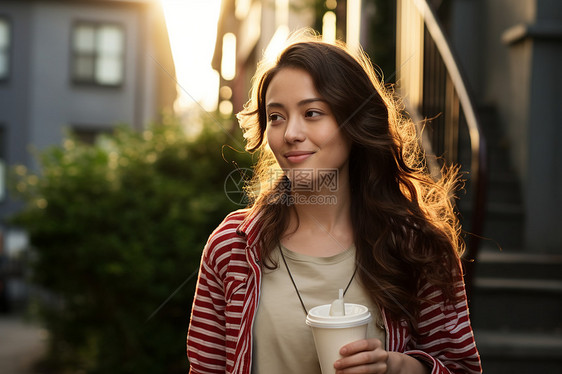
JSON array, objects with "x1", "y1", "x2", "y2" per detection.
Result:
[{"x1": 251, "y1": 245, "x2": 386, "y2": 374}]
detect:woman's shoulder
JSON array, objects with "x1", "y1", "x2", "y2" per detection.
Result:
[
  {"x1": 207, "y1": 208, "x2": 249, "y2": 243},
  {"x1": 220, "y1": 208, "x2": 250, "y2": 227},
  {"x1": 201, "y1": 209, "x2": 254, "y2": 277}
]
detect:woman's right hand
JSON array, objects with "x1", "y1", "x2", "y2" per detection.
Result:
[{"x1": 333, "y1": 338, "x2": 430, "y2": 374}]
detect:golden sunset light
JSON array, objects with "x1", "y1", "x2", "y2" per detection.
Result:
[{"x1": 160, "y1": 0, "x2": 222, "y2": 113}]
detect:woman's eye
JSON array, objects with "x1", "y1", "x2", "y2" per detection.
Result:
[
  {"x1": 305, "y1": 110, "x2": 322, "y2": 118},
  {"x1": 268, "y1": 113, "x2": 283, "y2": 122}
]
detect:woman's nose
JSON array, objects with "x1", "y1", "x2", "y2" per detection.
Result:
[{"x1": 283, "y1": 117, "x2": 306, "y2": 143}]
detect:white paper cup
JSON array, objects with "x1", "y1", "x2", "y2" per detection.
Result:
[{"x1": 306, "y1": 303, "x2": 372, "y2": 374}]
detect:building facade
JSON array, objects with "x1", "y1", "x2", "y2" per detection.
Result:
[{"x1": 0, "y1": 0, "x2": 176, "y2": 261}]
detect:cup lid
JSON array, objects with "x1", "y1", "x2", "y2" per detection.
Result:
[{"x1": 305, "y1": 303, "x2": 372, "y2": 328}]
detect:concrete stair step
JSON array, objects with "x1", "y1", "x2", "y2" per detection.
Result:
[
  {"x1": 475, "y1": 250, "x2": 562, "y2": 280},
  {"x1": 485, "y1": 172, "x2": 523, "y2": 204},
  {"x1": 458, "y1": 199, "x2": 525, "y2": 216},
  {"x1": 485, "y1": 201, "x2": 525, "y2": 216},
  {"x1": 487, "y1": 146, "x2": 516, "y2": 173},
  {"x1": 470, "y1": 277, "x2": 562, "y2": 332},
  {"x1": 474, "y1": 330, "x2": 562, "y2": 373},
  {"x1": 459, "y1": 201, "x2": 525, "y2": 249}
]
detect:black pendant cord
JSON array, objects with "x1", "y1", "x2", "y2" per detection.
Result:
[{"x1": 279, "y1": 246, "x2": 358, "y2": 316}]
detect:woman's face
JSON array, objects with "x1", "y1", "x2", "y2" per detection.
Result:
[{"x1": 265, "y1": 67, "x2": 352, "y2": 188}]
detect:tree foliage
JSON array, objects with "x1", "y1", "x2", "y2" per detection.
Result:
[{"x1": 11, "y1": 116, "x2": 252, "y2": 373}]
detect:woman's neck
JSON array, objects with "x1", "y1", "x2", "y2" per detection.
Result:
[
  {"x1": 292, "y1": 188, "x2": 350, "y2": 229},
  {"x1": 281, "y1": 175, "x2": 353, "y2": 257}
]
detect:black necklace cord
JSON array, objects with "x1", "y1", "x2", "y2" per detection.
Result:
[
  {"x1": 279, "y1": 246, "x2": 309, "y2": 315},
  {"x1": 278, "y1": 245, "x2": 358, "y2": 316},
  {"x1": 344, "y1": 263, "x2": 358, "y2": 295}
]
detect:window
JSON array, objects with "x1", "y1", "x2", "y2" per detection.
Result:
[
  {"x1": 72, "y1": 125, "x2": 113, "y2": 145},
  {"x1": 0, "y1": 17, "x2": 10, "y2": 81},
  {"x1": 71, "y1": 22, "x2": 125, "y2": 86},
  {"x1": 0, "y1": 126, "x2": 5, "y2": 201}
]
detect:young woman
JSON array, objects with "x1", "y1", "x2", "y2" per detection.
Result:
[{"x1": 187, "y1": 33, "x2": 481, "y2": 374}]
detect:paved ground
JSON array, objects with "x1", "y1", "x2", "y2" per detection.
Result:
[{"x1": 0, "y1": 315, "x2": 47, "y2": 374}]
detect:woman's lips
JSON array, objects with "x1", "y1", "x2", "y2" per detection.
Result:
[{"x1": 284, "y1": 151, "x2": 315, "y2": 163}]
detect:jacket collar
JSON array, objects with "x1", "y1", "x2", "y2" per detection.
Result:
[{"x1": 236, "y1": 207, "x2": 263, "y2": 248}]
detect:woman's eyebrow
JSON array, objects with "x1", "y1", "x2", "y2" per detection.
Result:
[
  {"x1": 266, "y1": 98, "x2": 327, "y2": 110},
  {"x1": 265, "y1": 102, "x2": 284, "y2": 110},
  {"x1": 297, "y1": 98, "x2": 327, "y2": 106}
]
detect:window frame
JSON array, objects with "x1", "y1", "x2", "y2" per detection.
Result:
[
  {"x1": 0, "y1": 15, "x2": 12, "y2": 83},
  {"x1": 70, "y1": 20, "x2": 126, "y2": 88},
  {"x1": 71, "y1": 124, "x2": 114, "y2": 145},
  {"x1": 0, "y1": 125, "x2": 6, "y2": 202}
]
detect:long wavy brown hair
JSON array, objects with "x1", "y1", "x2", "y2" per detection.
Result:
[{"x1": 237, "y1": 31, "x2": 463, "y2": 333}]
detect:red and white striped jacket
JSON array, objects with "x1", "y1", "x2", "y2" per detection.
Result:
[{"x1": 187, "y1": 209, "x2": 481, "y2": 374}]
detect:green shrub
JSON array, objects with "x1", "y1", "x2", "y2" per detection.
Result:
[{"x1": 11, "y1": 117, "x2": 252, "y2": 374}]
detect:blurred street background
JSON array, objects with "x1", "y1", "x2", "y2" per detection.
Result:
[
  {"x1": 1, "y1": 0, "x2": 561, "y2": 373},
  {"x1": 0, "y1": 316, "x2": 46, "y2": 374}
]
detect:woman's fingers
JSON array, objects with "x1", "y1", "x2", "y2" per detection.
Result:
[
  {"x1": 339, "y1": 338, "x2": 383, "y2": 356},
  {"x1": 334, "y1": 339, "x2": 389, "y2": 373}
]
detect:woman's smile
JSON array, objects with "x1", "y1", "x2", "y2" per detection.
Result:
[{"x1": 284, "y1": 150, "x2": 316, "y2": 164}]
